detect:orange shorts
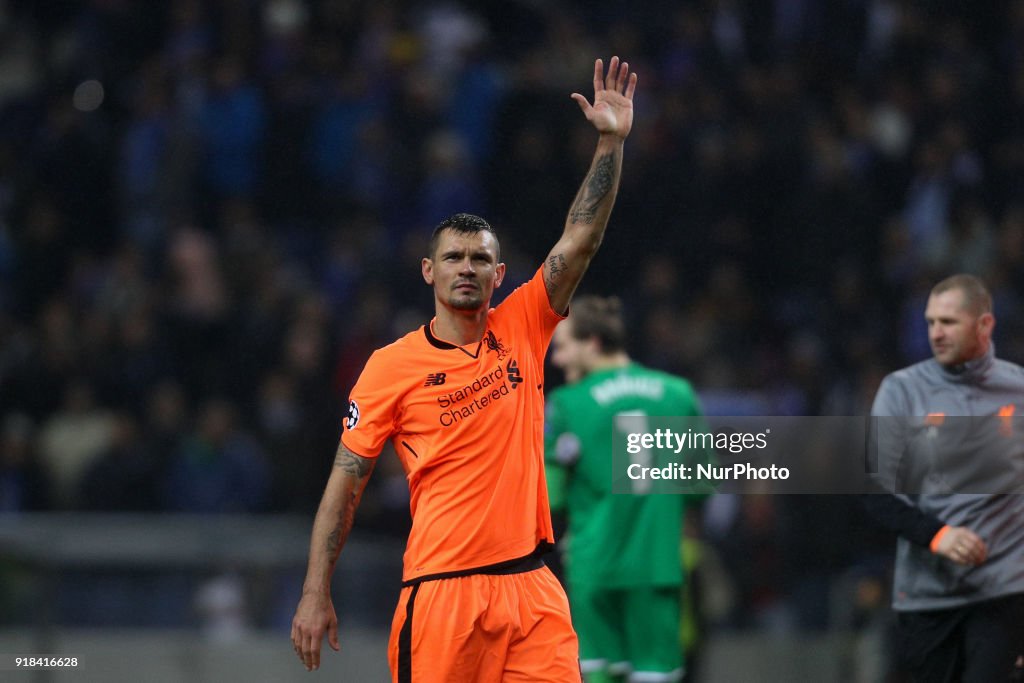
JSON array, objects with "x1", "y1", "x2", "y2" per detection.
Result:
[{"x1": 387, "y1": 563, "x2": 581, "y2": 682}]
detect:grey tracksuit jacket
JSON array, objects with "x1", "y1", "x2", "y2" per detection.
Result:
[{"x1": 870, "y1": 346, "x2": 1024, "y2": 611}]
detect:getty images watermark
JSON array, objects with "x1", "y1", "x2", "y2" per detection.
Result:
[
  {"x1": 625, "y1": 428, "x2": 789, "y2": 482},
  {"x1": 610, "y1": 415, "x2": 1024, "y2": 495}
]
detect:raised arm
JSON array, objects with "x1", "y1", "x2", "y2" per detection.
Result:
[
  {"x1": 291, "y1": 442, "x2": 375, "y2": 671},
  {"x1": 544, "y1": 56, "x2": 637, "y2": 314}
]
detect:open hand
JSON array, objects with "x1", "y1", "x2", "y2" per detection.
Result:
[
  {"x1": 571, "y1": 56, "x2": 637, "y2": 139},
  {"x1": 291, "y1": 591, "x2": 341, "y2": 671}
]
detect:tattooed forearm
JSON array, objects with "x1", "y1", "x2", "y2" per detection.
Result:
[
  {"x1": 326, "y1": 528, "x2": 342, "y2": 555},
  {"x1": 323, "y1": 448, "x2": 374, "y2": 559},
  {"x1": 569, "y1": 152, "x2": 616, "y2": 224},
  {"x1": 302, "y1": 443, "x2": 375, "y2": 595},
  {"x1": 324, "y1": 489, "x2": 358, "y2": 554},
  {"x1": 334, "y1": 447, "x2": 374, "y2": 477},
  {"x1": 545, "y1": 253, "x2": 568, "y2": 295}
]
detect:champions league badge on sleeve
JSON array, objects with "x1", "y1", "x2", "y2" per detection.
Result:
[{"x1": 345, "y1": 400, "x2": 360, "y2": 430}]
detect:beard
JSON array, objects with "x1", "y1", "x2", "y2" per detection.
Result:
[
  {"x1": 447, "y1": 277, "x2": 486, "y2": 310},
  {"x1": 448, "y1": 291, "x2": 485, "y2": 310}
]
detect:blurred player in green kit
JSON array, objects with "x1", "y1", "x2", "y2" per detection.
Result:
[{"x1": 545, "y1": 296, "x2": 715, "y2": 683}]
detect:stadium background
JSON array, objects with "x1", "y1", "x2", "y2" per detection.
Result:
[{"x1": 1, "y1": 0, "x2": 1022, "y2": 680}]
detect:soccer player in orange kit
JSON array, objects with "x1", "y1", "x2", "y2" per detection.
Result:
[{"x1": 291, "y1": 56, "x2": 637, "y2": 682}]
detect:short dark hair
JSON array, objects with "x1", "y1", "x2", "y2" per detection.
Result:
[
  {"x1": 931, "y1": 274, "x2": 992, "y2": 316},
  {"x1": 569, "y1": 295, "x2": 627, "y2": 353},
  {"x1": 428, "y1": 213, "x2": 500, "y2": 260}
]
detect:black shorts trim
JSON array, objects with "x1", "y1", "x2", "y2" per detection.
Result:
[
  {"x1": 401, "y1": 542, "x2": 552, "y2": 587},
  {"x1": 397, "y1": 582, "x2": 420, "y2": 683}
]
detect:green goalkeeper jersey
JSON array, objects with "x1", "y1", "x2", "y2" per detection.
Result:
[{"x1": 545, "y1": 362, "x2": 714, "y2": 588}]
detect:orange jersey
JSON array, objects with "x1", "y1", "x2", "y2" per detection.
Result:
[{"x1": 341, "y1": 268, "x2": 564, "y2": 582}]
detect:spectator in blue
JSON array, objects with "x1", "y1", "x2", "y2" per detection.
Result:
[
  {"x1": 197, "y1": 57, "x2": 267, "y2": 202},
  {"x1": 163, "y1": 398, "x2": 270, "y2": 513}
]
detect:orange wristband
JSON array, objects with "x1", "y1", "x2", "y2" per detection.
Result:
[{"x1": 930, "y1": 525, "x2": 951, "y2": 553}]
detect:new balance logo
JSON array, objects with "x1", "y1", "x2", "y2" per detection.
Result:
[
  {"x1": 506, "y1": 360, "x2": 522, "y2": 389},
  {"x1": 424, "y1": 372, "x2": 447, "y2": 386}
]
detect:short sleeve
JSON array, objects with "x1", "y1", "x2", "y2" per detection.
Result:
[
  {"x1": 494, "y1": 267, "x2": 566, "y2": 367},
  {"x1": 340, "y1": 350, "x2": 401, "y2": 458}
]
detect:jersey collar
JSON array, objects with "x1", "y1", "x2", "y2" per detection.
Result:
[{"x1": 424, "y1": 321, "x2": 483, "y2": 359}]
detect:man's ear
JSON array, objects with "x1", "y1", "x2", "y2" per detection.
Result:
[
  {"x1": 494, "y1": 262, "x2": 506, "y2": 289},
  {"x1": 422, "y1": 257, "x2": 434, "y2": 285},
  {"x1": 978, "y1": 312, "x2": 995, "y2": 339}
]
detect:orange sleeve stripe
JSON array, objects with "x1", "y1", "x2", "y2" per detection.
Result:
[{"x1": 930, "y1": 525, "x2": 951, "y2": 553}]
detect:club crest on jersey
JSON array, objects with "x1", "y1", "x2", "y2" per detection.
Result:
[
  {"x1": 484, "y1": 330, "x2": 509, "y2": 360},
  {"x1": 924, "y1": 412, "x2": 944, "y2": 439},
  {"x1": 345, "y1": 400, "x2": 360, "y2": 430}
]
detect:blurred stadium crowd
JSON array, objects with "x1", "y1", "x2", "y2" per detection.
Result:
[{"x1": 2, "y1": 0, "x2": 1024, "y2": 637}]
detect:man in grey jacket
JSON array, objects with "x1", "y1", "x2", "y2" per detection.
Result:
[{"x1": 865, "y1": 274, "x2": 1024, "y2": 682}]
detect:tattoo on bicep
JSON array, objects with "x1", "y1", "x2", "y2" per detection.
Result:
[
  {"x1": 569, "y1": 152, "x2": 616, "y2": 224},
  {"x1": 545, "y1": 253, "x2": 568, "y2": 295},
  {"x1": 334, "y1": 445, "x2": 374, "y2": 478}
]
